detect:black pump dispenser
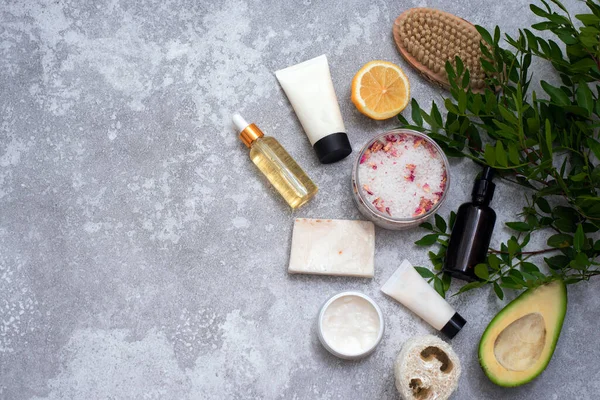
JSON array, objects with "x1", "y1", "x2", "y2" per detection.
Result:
[{"x1": 443, "y1": 166, "x2": 497, "y2": 281}]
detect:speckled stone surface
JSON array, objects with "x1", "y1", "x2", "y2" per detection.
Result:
[{"x1": 1, "y1": 0, "x2": 599, "y2": 399}]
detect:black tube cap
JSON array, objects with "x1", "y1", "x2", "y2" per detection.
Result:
[
  {"x1": 313, "y1": 132, "x2": 352, "y2": 164},
  {"x1": 440, "y1": 312, "x2": 466, "y2": 339}
]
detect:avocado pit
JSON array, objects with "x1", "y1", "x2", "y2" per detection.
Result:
[{"x1": 493, "y1": 312, "x2": 547, "y2": 371}]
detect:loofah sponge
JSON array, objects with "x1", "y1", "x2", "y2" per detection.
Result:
[
  {"x1": 393, "y1": 8, "x2": 488, "y2": 92},
  {"x1": 395, "y1": 335, "x2": 461, "y2": 400}
]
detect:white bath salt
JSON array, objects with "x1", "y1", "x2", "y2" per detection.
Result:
[{"x1": 358, "y1": 133, "x2": 447, "y2": 218}]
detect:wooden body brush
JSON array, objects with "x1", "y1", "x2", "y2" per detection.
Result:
[{"x1": 393, "y1": 8, "x2": 488, "y2": 92}]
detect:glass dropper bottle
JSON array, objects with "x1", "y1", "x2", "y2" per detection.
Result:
[
  {"x1": 443, "y1": 166, "x2": 497, "y2": 281},
  {"x1": 234, "y1": 113, "x2": 318, "y2": 209}
]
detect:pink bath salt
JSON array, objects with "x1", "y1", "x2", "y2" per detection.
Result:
[
  {"x1": 358, "y1": 133, "x2": 446, "y2": 219},
  {"x1": 370, "y1": 141, "x2": 384, "y2": 152},
  {"x1": 360, "y1": 149, "x2": 372, "y2": 164},
  {"x1": 405, "y1": 164, "x2": 416, "y2": 182},
  {"x1": 372, "y1": 197, "x2": 386, "y2": 213},
  {"x1": 414, "y1": 197, "x2": 434, "y2": 217}
]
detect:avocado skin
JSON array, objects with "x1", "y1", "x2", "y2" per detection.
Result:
[{"x1": 478, "y1": 280, "x2": 567, "y2": 387}]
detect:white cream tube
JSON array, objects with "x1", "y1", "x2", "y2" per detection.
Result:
[
  {"x1": 275, "y1": 55, "x2": 352, "y2": 164},
  {"x1": 381, "y1": 259, "x2": 466, "y2": 338}
]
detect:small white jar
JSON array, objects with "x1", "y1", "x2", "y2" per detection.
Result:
[{"x1": 317, "y1": 291, "x2": 385, "y2": 360}]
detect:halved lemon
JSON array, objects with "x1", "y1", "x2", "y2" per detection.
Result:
[{"x1": 351, "y1": 60, "x2": 410, "y2": 120}]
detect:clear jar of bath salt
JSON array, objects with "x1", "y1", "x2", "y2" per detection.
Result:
[{"x1": 351, "y1": 129, "x2": 450, "y2": 230}]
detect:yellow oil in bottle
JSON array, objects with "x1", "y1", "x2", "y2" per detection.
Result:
[{"x1": 250, "y1": 136, "x2": 318, "y2": 209}]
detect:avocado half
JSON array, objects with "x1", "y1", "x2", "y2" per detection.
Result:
[{"x1": 478, "y1": 280, "x2": 567, "y2": 387}]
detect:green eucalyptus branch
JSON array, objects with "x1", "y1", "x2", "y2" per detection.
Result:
[{"x1": 409, "y1": 0, "x2": 600, "y2": 299}]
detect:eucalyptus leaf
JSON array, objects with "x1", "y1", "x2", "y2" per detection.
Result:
[
  {"x1": 545, "y1": 119, "x2": 553, "y2": 158},
  {"x1": 415, "y1": 234, "x2": 439, "y2": 246},
  {"x1": 419, "y1": 222, "x2": 433, "y2": 231},
  {"x1": 572, "y1": 252, "x2": 589, "y2": 269},
  {"x1": 587, "y1": 138, "x2": 600, "y2": 160},
  {"x1": 521, "y1": 262, "x2": 540, "y2": 273},
  {"x1": 549, "y1": 0, "x2": 568, "y2": 14},
  {"x1": 442, "y1": 273, "x2": 452, "y2": 292},
  {"x1": 462, "y1": 69, "x2": 471, "y2": 89},
  {"x1": 576, "y1": 14, "x2": 600, "y2": 25},
  {"x1": 434, "y1": 276, "x2": 445, "y2": 297},
  {"x1": 435, "y1": 214, "x2": 447, "y2": 233},
  {"x1": 535, "y1": 197, "x2": 551, "y2": 213},
  {"x1": 476, "y1": 25, "x2": 493, "y2": 45},
  {"x1": 493, "y1": 282, "x2": 504, "y2": 300},
  {"x1": 415, "y1": 266, "x2": 435, "y2": 279},
  {"x1": 506, "y1": 221, "x2": 531, "y2": 231},
  {"x1": 574, "y1": 224, "x2": 585, "y2": 252},
  {"x1": 541, "y1": 81, "x2": 570, "y2": 105},
  {"x1": 484, "y1": 144, "x2": 496, "y2": 165},
  {"x1": 411, "y1": 98, "x2": 423, "y2": 127},
  {"x1": 554, "y1": 218, "x2": 577, "y2": 233},
  {"x1": 530, "y1": 4, "x2": 549, "y2": 17},
  {"x1": 495, "y1": 141, "x2": 508, "y2": 166},
  {"x1": 449, "y1": 211, "x2": 457, "y2": 230},
  {"x1": 532, "y1": 21, "x2": 555, "y2": 31},
  {"x1": 474, "y1": 264, "x2": 490, "y2": 280},
  {"x1": 488, "y1": 254, "x2": 501, "y2": 270},
  {"x1": 456, "y1": 281, "x2": 484, "y2": 295},
  {"x1": 545, "y1": 255, "x2": 570, "y2": 269},
  {"x1": 571, "y1": 59, "x2": 597, "y2": 72},
  {"x1": 508, "y1": 238, "x2": 520, "y2": 258},
  {"x1": 547, "y1": 233, "x2": 573, "y2": 248},
  {"x1": 508, "y1": 143, "x2": 521, "y2": 164},
  {"x1": 431, "y1": 102, "x2": 443, "y2": 127},
  {"x1": 397, "y1": 113, "x2": 410, "y2": 125}
]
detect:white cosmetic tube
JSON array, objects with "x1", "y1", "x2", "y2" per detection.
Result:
[
  {"x1": 275, "y1": 55, "x2": 352, "y2": 164},
  {"x1": 381, "y1": 259, "x2": 466, "y2": 338}
]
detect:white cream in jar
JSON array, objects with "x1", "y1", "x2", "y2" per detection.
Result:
[{"x1": 317, "y1": 292, "x2": 384, "y2": 359}]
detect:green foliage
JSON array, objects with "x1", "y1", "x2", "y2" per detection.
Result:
[{"x1": 408, "y1": 0, "x2": 600, "y2": 298}]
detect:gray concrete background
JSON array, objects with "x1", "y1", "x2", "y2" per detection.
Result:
[{"x1": 1, "y1": 0, "x2": 598, "y2": 399}]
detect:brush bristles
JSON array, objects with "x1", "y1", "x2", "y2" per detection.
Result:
[{"x1": 397, "y1": 8, "x2": 487, "y2": 89}]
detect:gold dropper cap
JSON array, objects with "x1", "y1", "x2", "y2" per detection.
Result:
[
  {"x1": 239, "y1": 123, "x2": 264, "y2": 148},
  {"x1": 233, "y1": 113, "x2": 264, "y2": 148}
]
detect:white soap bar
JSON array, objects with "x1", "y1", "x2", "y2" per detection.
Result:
[{"x1": 288, "y1": 218, "x2": 375, "y2": 277}]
